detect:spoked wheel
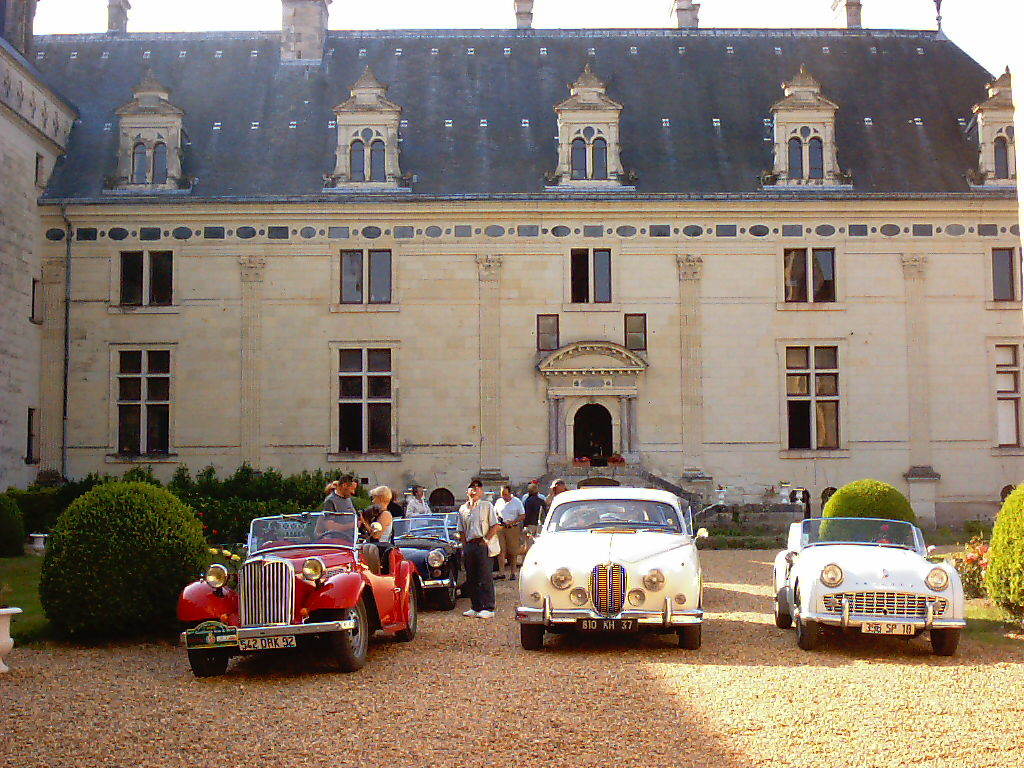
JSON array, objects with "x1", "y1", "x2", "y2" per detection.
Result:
[
  {"x1": 774, "y1": 588, "x2": 793, "y2": 629},
  {"x1": 520, "y1": 623, "x2": 545, "y2": 650},
  {"x1": 186, "y1": 648, "x2": 230, "y2": 678},
  {"x1": 329, "y1": 601, "x2": 370, "y2": 672},
  {"x1": 930, "y1": 628, "x2": 961, "y2": 656},
  {"x1": 395, "y1": 579, "x2": 419, "y2": 642},
  {"x1": 677, "y1": 624, "x2": 702, "y2": 650}
]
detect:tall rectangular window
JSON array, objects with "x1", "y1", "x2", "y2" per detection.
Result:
[
  {"x1": 119, "y1": 251, "x2": 173, "y2": 306},
  {"x1": 784, "y1": 248, "x2": 835, "y2": 304},
  {"x1": 338, "y1": 348, "x2": 393, "y2": 453},
  {"x1": 341, "y1": 249, "x2": 392, "y2": 305},
  {"x1": 30, "y1": 278, "x2": 42, "y2": 323},
  {"x1": 624, "y1": 313, "x2": 647, "y2": 351},
  {"x1": 537, "y1": 314, "x2": 559, "y2": 351},
  {"x1": 992, "y1": 248, "x2": 1018, "y2": 302},
  {"x1": 570, "y1": 248, "x2": 612, "y2": 303},
  {"x1": 995, "y1": 344, "x2": 1021, "y2": 446},
  {"x1": 25, "y1": 408, "x2": 38, "y2": 464},
  {"x1": 785, "y1": 345, "x2": 840, "y2": 450},
  {"x1": 116, "y1": 349, "x2": 171, "y2": 455}
]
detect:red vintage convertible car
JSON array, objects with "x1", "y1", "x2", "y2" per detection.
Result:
[{"x1": 178, "y1": 511, "x2": 418, "y2": 676}]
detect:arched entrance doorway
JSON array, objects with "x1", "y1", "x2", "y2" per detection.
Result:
[{"x1": 573, "y1": 403, "x2": 613, "y2": 461}]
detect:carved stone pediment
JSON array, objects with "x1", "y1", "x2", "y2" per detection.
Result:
[{"x1": 538, "y1": 341, "x2": 648, "y2": 377}]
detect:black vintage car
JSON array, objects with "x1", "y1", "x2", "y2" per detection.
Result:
[{"x1": 390, "y1": 513, "x2": 462, "y2": 610}]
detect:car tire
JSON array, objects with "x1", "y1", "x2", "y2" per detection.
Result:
[
  {"x1": 677, "y1": 624, "x2": 702, "y2": 650},
  {"x1": 186, "y1": 649, "x2": 230, "y2": 678},
  {"x1": 930, "y1": 628, "x2": 961, "y2": 656},
  {"x1": 774, "y1": 588, "x2": 793, "y2": 629},
  {"x1": 394, "y1": 579, "x2": 419, "y2": 642},
  {"x1": 520, "y1": 623, "x2": 545, "y2": 650},
  {"x1": 329, "y1": 600, "x2": 369, "y2": 672},
  {"x1": 795, "y1": 614, "x2": 824, "y2": 651}
]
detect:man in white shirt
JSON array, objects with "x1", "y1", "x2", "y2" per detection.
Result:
[
  {"x1": 405, "y1": 485, "x2": 431, "y2": 516},
  {"x1": 493, "y1": 484, "x2": 526, "y2": 580}
]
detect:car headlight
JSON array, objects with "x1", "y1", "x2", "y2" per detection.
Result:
[
  {"x1": 628, "y1": 588, "x2": 646, "y2": 606},
  {"x1": 204, "y1": 563, "x2": 228, "y2": 589},
  {"x1": 926, "y1": 567, "x2": 950, "y2": 592},
  {"x1": 301, "y1": 557, "x2": 326, "y2": 583},
  {"x1": 642, "y1": 569, "x2": 666, "y2": 592},
  {"x1": 820, "y1": 564, "x2": 844, "y2": 588},
  {"x1": 426, "y1": 549, "x2": 446, "y2": 568},
  {"x1": 550, "y1": 567, "x2": 573, "y2": 590},
  {"x1": 569, "y1": 587, "x2": 589, "y2": 606}
]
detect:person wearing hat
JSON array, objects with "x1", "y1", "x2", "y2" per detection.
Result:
[{"x1": 406, "y1": 485, "x2": 431, "y2": 516}]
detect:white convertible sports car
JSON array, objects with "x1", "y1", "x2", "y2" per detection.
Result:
[
  {"x1": 773, "y1": 517, "x2": 966, "y2": 656},
  {"x1": 516, "y1": 487, "x2": 707, "y2": 650}
]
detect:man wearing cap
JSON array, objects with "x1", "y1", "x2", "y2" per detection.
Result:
[
  {"x1": 406, "y1": 485, "x2": 431, "y2": 516},
  {"x1": 323, "y1": 474, "x2": 358, "y2": 514}
]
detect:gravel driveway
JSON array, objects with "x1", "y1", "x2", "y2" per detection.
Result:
[{"x1": 3, "y1": 550, "x2": 1022, "y2": 768}]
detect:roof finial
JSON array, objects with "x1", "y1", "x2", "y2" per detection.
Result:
[{"x1": 934, "y1": 0, "x2": 944, "y2": 34}]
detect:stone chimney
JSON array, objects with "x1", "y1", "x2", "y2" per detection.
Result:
[
  {"x1": 281, "y1": 0, "x2": 331, "y2": 62},
  {"x1": 108, "y1": 0, "x2": 131, "y2": 34},
  {"x1": 831, "y1": 0, "x2": 863, "y2": 29},
  {"x1": 514, "y1": 0, "x2": 534, "y2": 29},
  {"x1": 1, "y1": 0, "x2": 39, "y2": 57},
  {"x1": 669, "y1": 0, "x2": 700, "y2": 29}
]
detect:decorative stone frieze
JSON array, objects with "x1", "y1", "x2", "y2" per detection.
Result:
[
  {"x1": 0, "y1": 46, "x2": 75, "y2": 150},
  {"x1": 549, "y1": 64, "x2": 632, "y2": 189},
  {"x1": 538, "y1": 342, "x2": 648, "y2": 377},
  {"x1": 765, "y1": 64, "x2": 851, "y2": 188},
  {"x1": 326, "y1": 67, "x2": 405, "y2": 190},
  {"x1": 109, "y1": 71, "x2": 189, "y2": 192},
  {"x1": 970, "y1": 69, "x2": 1015, "y2": 187}
]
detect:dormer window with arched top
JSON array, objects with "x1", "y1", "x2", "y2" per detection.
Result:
[
  {"x1": 971, "y1": 69, "x2": 1016, "y2": 187},
  {"x1": 548, "y1": 64, "x2": 632, "y2": 189},
  {"x1": 108, "y1": 70, "x2": 190, "y2": 192},
  {"x1": 765, "y1": 64, "x2": 851, "y2": 188},
  {"x1": 327, "y1": 67, "x2": 406, "y2": 190}
]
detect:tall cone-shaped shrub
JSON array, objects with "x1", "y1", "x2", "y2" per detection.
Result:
[{"x1": 985, "y1": 486, "x2": 1024, "y2": 621}]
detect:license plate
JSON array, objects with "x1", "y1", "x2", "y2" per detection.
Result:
[
  {"x1": 575, "y1": 618, "x2": 637, "y2": 632},
  {"x1": 239, "y1": 635, "x2": 297, "y2": 651},
  {"x1": 861, "y1": 622, "x2": 916, "y2": 636}
]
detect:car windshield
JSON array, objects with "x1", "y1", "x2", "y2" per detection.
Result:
[
  {"x1": 391, "y1": 513, "x2": 458, "y2": 543},
  {"x1": 802, "y1": 518, "x2": 922, "y2": 550},
  {"x1": 547, "y1": 500, "x2": 685, "y2": 534},
  {"x1": 247, "y1": 511, "x2": 358, "y2": 552}
]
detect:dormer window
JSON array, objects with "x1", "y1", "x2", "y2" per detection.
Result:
[
  {"x1": 972, "y1": 69, "x2": 1016, "y2": 187},
  {"x1": 326, "y1": 67, "x2": 405, "y2": 190},
  {"x1": 765, "y1": 65, "x2": 851, "y2": 188},
  {"x1": 108, "y1": 70, "x2": 189, "y2": 192},
  {"x1": 549, "y1": 64, "x2": 632, "y2": 189}
]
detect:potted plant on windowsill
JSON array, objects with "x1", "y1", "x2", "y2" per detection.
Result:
[
  {"x1": 0, "y1": 584, "x2": 23, "y2": 674},
  {"x1": 608, "y1": 454, "x2": 626, "y2": 465},
  {"x1": 573, "y1": 456, "x2": 591, "y2": 467}
]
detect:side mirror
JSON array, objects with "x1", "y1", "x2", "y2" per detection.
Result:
[{"x1": 696, "y1": 528, "x2": 709, "y2": 539}]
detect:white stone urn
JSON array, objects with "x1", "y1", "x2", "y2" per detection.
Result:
[{"x1": 0, "y1": 607, "x2": 22, "y2": 673}]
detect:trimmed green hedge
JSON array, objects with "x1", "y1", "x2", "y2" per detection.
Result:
[
  {"x1": 0, "y1": 494, "x2": 26, "y2": 557},
  {"x1": 822, "y1": 479, "x2": 916, "y2": 523},
  {"x1": 5, "y1": 487, "x2": 62, "y2": 535},
  {"x1": 39, "y1": 482, "x2": 206, "y2": 638},
  {"x1": 985, "y1": 486, "x2": 1024, "y2": 621}
]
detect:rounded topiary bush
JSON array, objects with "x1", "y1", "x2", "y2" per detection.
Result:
[
  {"x1": 40, "y1": 482, "x2": 206, "y2": 638},
  {"x1": 822, "y1": 479, "x2": 916, "y2": 523},
  {"x1": 985, "y1": 486, "x2": 1024, "y2": 621},
  {"x1": 0, "y1": 494, "x2": 26, "y2": 557}
]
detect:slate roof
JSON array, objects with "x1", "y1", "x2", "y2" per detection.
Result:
[{"x1": 32, "y1": 27, "x2": 1003, "y2": 203}]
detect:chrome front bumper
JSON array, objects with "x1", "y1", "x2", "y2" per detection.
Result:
[
  {"x1": 803, "y1": 598, "x2": 966, "y2": 630},
  {"x1": 180, "y1": 619, "x2": 355, "y2": 646},
  {"x1": 516, "y1": 596, "x2": 703, "y2": 627},
  {"x1": 420, "y1": 577, "x2": 455, "y2": 589}
]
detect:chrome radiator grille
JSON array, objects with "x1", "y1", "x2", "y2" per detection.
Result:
[
  {"x1": 822, "y1": 591, "x2": 948, "y2": 618},
  {"x1": 590, "y1": 564, "x2": 626, "y2": 616},
  {"x1": 239, "y1": 558, "x2": 296, "y2": 627}
]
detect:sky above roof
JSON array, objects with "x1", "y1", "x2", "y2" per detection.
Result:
[{"x1": 33, "y1": 0, "x2": 1017, "y2": 77}]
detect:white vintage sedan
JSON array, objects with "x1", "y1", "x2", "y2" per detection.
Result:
[
  {"x1": 516, "y1": 488, "x2": 707, "y2": 650},
  {"x1": 773, "y1": 517, "x2": 966, "y2": 655}
]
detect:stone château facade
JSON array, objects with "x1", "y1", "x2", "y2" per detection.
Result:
[{"x1": 0, "y1": 0, "x2": 1020, "y2": 525}]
